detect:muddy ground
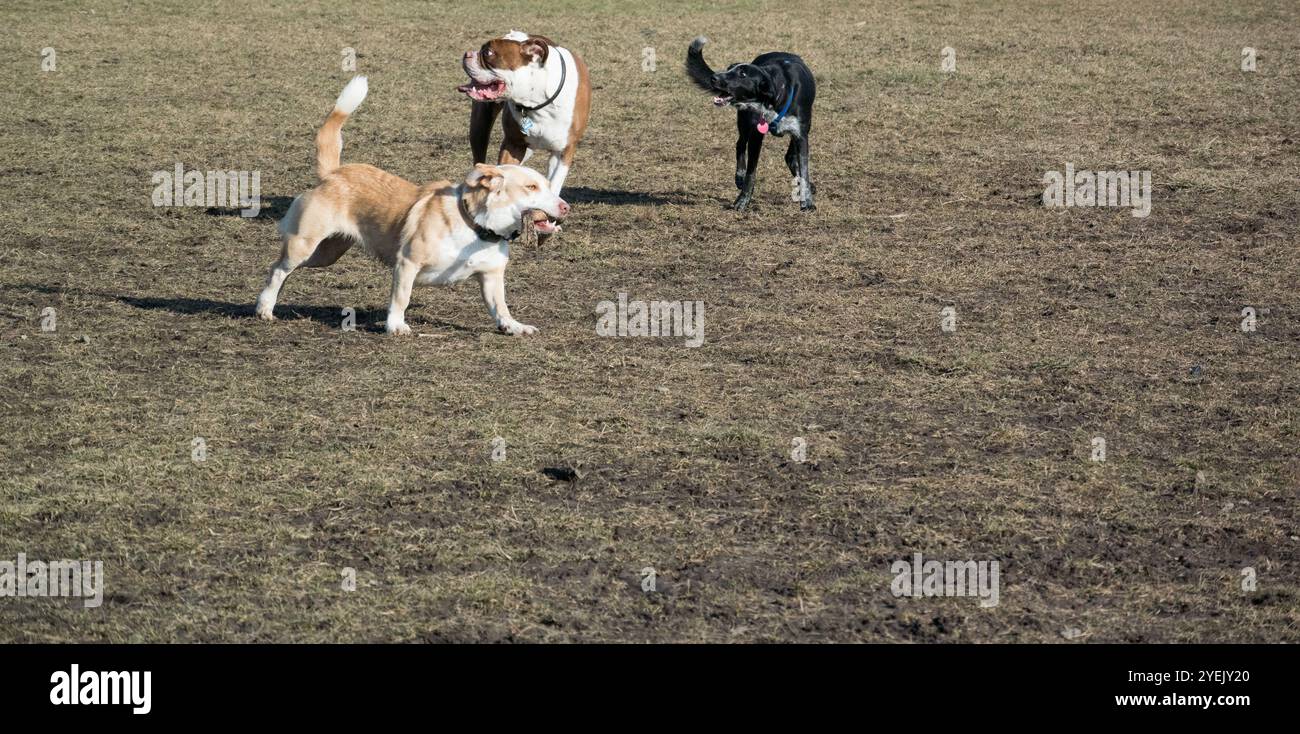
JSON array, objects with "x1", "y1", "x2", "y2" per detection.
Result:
[{"x1": 1, "y1": 0, "x2": 1297, "y2": 641}]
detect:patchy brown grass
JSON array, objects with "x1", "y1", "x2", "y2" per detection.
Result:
[{"x1": 1, "y1": 0, "x2": 1297, "y2": 642}]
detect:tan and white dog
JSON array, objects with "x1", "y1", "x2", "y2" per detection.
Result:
[
  {"x1": 459, "y1": 31, "x2": 591, "y2": 196},
  {"x1": 255, "y1": 77, "x2": 569, "y2": 336}
]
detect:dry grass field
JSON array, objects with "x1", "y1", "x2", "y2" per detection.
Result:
[{"x1": 2, "y1": 0, "x2": 1298, "y2": 642}]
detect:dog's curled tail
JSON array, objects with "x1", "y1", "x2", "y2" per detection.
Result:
[
  {"x1": 685, "y1": 36, "x2": 716, "y2": 92},
  {"x1": 316, "y1": 76, "x2": 368, "y2": 179}
]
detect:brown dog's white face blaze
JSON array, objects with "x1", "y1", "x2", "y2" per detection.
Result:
[
  {"x1": 463, "y1": 163, "x2": 569, "y2": 235},
  {"x1": 458, "y1": 31, "x2": 553, "y2": 102}
]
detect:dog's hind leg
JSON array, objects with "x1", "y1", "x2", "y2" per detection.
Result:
[
  {"x1": 787, "y1": 137, "x2": 815, "y2": 211},
  {"x1": 796, "y1": 136, "x2": 815, "y2": 211},
  {"x1": 255, "y1": 233, "x2": 328, "y2": 320},
  {"x1": 784, "y1": 138, "x2": 800, "y2": 180},
  {"x1": 300, "y1": 234, "x2": 354, "y2": 268},
  {"x1": 257, "y1": 193, "x2": 345, "y2": 320}
]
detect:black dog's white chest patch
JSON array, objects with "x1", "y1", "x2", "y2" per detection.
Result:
[
  {"x1": 733, "y1": 102, "x2": 802, "y2": 138},
  {"x1": 733, "y1": 101, "x2": 773, "y2": 118}
]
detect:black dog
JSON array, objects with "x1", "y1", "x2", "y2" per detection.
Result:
[{"x1": 686, "y1": 36, "x2": 816, "y2": 211}]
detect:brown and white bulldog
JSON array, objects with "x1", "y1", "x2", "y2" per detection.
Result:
[
  {"x1": 459, "y1": 30, "x2": 590, "y2": 197},
  {"x1": 255, "y1": 77, "x2": 569, "y2": 336}
]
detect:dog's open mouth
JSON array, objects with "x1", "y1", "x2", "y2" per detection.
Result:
[
  {"x1": 529, "y1": 209, "x2": 561, "y2": 235},
  {"x1": 712, "y1": 95, "x2": 733, "y2": 106},
  {"x1": 457, "y1": 79, "x2": 507, "y2": 101}
]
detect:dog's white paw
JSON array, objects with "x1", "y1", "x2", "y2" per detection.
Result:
[
  {"x1": 498, "y1": 320, "x2": 538, "y2": 336},
  {"x1": 254, "y1": 294, "x2": 275, "y2": 320},
  {"x1": 386, "y1": 320, "x2": 412, "y2": 336}
]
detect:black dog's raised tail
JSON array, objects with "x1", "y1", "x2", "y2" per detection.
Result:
[{"x1": 685, "y1": 36, "x2": 716, "y2": 91}]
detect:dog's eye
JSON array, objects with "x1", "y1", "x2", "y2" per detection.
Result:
[
  {"x1": 485, "y1": 49, "x2": 495, "y2": 57},
  {"x1": 528, "y1": 184, "x2": 539, "y2": 191}
]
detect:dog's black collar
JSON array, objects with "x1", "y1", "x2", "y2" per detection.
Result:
[
  {"x1": 514, "y1": 50, "x2": 567, "y2": 112},
  {"x1": 458, "y1": 195, "x2": 517, "y2": 242}
]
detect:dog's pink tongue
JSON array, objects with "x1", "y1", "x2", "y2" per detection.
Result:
[
  {"x1": 713, "y1": 96, "x2": 727, "y2": 106},
  {"x1": 457, "y1": 83, "x2": 488, "y2": 100}
]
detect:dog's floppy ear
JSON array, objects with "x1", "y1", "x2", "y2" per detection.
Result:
[
  {"x1": 521, "y1": 35, "x2": 552, "y2": 64},
  {"x1": 469, "y1": 163, "x2": 506, "y2": 192}
]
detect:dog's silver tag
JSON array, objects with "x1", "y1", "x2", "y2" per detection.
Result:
[{"x1": 520, "y1": 116, "x2": 535, "y2": 135}]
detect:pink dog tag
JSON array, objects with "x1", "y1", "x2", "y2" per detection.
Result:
[{"x1": 756, "y1": 121, "x2": 770, "y2": 135}]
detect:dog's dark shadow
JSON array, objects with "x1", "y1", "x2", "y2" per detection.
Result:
[
  {"x1": 563, "y1": 187, "x2": 696, "y2": 206},
  {"x1": 115, "y1": 294, "x2": 476, "y2": 334},
  {"x1": 10, "y1": 281, "x2": 476, "y2": 335},
  {"x1": 204, "y1": 195, "x2": 296, "y2": 220},
  {"x1": 118, "y1": 294, "x2": 363, "y2": 328}
]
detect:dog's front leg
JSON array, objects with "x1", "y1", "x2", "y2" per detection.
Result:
[
  {"x1": 734, "y1": 131, "x2": 748, "y2": 192},
  {"x1": 732, "y1": 117, "x2": 763, "y2": 211},
  {"x1": 470, "y1": 101, "x2": 502, "y2": 165},
  {"x1": 478, "y1": 268, "x2": 536, "y2": 336},
  {"x1": 546, "y1": 153, "x2": 572, "y2": 196},
  {"x1": 385, "y1": 256, "x2": 419, "y2": 335}
]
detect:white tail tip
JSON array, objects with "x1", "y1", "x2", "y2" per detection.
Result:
[{"x1": 334, "y1": 76, "x2": 368, "y2": 115}]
